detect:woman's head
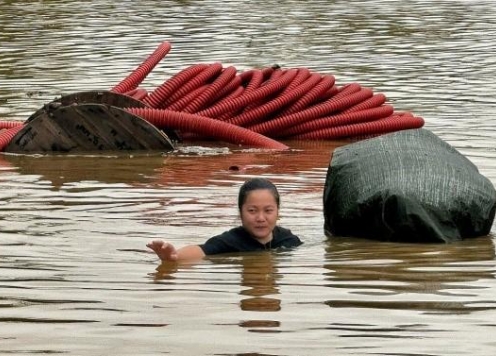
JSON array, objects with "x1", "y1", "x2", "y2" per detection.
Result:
[
  {"x1": 238, "y1": 178, "x2": 280, "y2": 242},
  {"x1": 238, "y1": 178, "x2": 280, "y2": 210}
]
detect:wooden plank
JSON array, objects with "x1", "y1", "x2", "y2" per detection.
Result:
[{"x1": 5, "y1": 103, "x2": 175, "y2": 153}]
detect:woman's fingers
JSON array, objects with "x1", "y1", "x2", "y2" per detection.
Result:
[{"x1": 146, "y1": 240, "x2": 178, "y2": 261}]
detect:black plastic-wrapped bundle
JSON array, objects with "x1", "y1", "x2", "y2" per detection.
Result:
[{"x1": 323, "y1": 128, "x2": 496, "y2": 243}]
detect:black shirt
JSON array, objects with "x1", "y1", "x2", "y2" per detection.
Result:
[{"x1": 199, "y1": 226, "x2": 302, "y2": 255}]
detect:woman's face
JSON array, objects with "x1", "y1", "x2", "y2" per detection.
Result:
[{"x1": 240, "y1": 189, "x2": 279, "y2": 242}]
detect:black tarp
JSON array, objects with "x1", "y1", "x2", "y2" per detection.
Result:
[{"x1": 323, "y1": 128, "x2": 496, "y2": 243}]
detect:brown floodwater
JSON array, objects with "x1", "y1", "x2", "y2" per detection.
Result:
[{"x1": 1, "y1": 1, "x2": 496, "y2": 355}]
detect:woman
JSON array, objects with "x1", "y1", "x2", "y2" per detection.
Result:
[{"x1": 147, "y1": 177, "x2": 302, "y2": 262}]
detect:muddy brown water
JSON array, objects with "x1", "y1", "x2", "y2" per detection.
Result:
[{"x1": 1, "y1": 1, "x2": 496, "y2": 355}]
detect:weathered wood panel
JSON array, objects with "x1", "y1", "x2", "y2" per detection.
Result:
[
  {"x1": 26, "y1": 91, "x2": 147, "y2": 122},
  {"x1": 25, "y1": 90, "x2": 179, "y2": 142},
  {"x1": 5, "y1": 103, "x2": 174, "y2": 153}
]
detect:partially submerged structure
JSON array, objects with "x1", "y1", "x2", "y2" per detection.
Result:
[{"x1": 0, "y1": 41, "x2": 423, "y2": 153}]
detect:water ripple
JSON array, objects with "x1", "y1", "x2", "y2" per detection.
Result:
[{"x1": 1, "y1": 1, "x2": 496, "y2": 355}]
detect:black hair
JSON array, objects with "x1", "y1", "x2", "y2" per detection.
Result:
[{"x1": 238, "y1": 178, "x2": 280, "y2": 211}]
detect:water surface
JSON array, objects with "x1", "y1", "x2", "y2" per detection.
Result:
[{"x1": 1, "y1": 1, "x2": 496, "y2": 355}]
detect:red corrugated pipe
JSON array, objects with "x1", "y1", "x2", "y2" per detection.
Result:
[
  {"x1": 248, "y1": 87, "x2": 374, "y2": 135},
  {"x1": 111, "y1": 41, "x2": 171, "y2": 94},
  {"x1": 196, "y1": 69, "x2": 298, "y2": 118},
  {"x1": 166, "y1": 85, "x2": 209, "y2": 112},
  {"x1": 144, "y1": 63, "x2": 209, "y2": 108},
  {"x1": 130, "y1": 88, "x2": 149, "y2": 101},
  {"x1": 0, "y1": 121, "x2": 23, "y2": 129},
  {"x1": 126, "y1": 107, "x2": 289, "y2": 150},
  {"x1": 276, "y1": 75, "x2": 336, "y2": 116},
  {"x1": 278, "y1": 105, "x2": 395, "y2": 137},
  {"x1": 183, "y1": 66, "x2": 237, "y2": 113},
  {"x1": 158, "y1": 63, "x2": 223, "y2": 109},
  {"x1": 117, "y1": 54, "x2": 424, "y2": 145},
  {"x1": 0, "y1": 126, "x2": 24, "y2": 151},
  {"x1": 210, "y1": 74, "x2": 243, "y2": 104},
  {"x1": 227, "y1": 73, "x2": 322, "y2": 127},
  {"x1": 0, "y1": 41, "x2": 428, "y2": 152},
  {"x1": 292, "y1": 114, "x2": 425, "y2": 140},
  {"x1": 343, "y1": 93, "x2": 387, "y2": 113}
]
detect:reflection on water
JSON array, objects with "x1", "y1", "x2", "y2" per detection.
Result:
[
  {"x1": 1, "y1": 0, "x2": 496, "y2": 355},
  {"x1": 154, "y1": 252, "x2": 283, "y2": 331},
  {"x1": 0, "y1": 153, "x2": 167, "y2": 187},
  {"x1": 238, "y1": 253, "x2": 281, "y2": 313},
  {"x1": 0, "y1": 140, "x2": 338, "y2": 190},
  {"x1": 324, "y1": 236, "x2": 496, "y2": 313}
]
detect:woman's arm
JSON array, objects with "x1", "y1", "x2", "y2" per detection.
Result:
[{"x1": 147, "y1": 240, "x2": 206, "y2": 262}]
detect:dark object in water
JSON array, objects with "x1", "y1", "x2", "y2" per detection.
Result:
[
  {"x1": 24, "y1": 90, "x2": 179, "y2": 142},
  {"x1": 323, "y1": 128, "x2": 496, "y2": 243},
  {"x1": 25, "y1": 90, "x2": 148, "y2": 122},
  {"x1": 5, "y1": 102, "x2": 174, "y2": 153}
]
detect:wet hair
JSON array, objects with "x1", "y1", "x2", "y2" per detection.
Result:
[{"x1": 238, "y1": 178, "x2": 280, "y2": 211}]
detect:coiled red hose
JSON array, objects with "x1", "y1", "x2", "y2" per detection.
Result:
[
  {"x1": 0, "y1": 41, "x2": 427, "y2": 152},
  {"x1": 183, "y1": 66, "x2": 237, "y2": 113},
  {"x1": 111, "y1": 41, "x2": 171, "y2": 94},
  {"x1": 166, "y1": 85, "x2": 209, "y2": 112},
  {"x1": 278, "y1": 105, "x2": 395, "y2": 138},
  {"x1": 144, "y1": 63, "x2": 209, "y2": 108},
  {"x1": 0, "y1": 126, "x2": 24, "y2": 151},
  {"x1": 197, "y1": 69, "x2": 298, "y2": 118},
  {"x1": 232, "y1": 69, "x2": 266, "y2": 115},
  {"x1": 215, "y1": 86, "x2": 246, "y2": 121},
  {"x1": 126, "y1": 107, "x2": 288, "y2": 150},
  {"x1": 227, "y1": 73, "x2": 322, "y2": 127},
  {"x1": 130, "y1": 88, "x2": 149, "y2": 101},
  {"x1": 240, "y1": 69, "x2": 265, "y2": 93},
  {"x1": 293, "y1": 115, "x2": 425, "y2": 140},
  {"x1": 336, "y1": 83, "x2": 362, "y2": 97},
  {"x1": 319, "y1": 85, "x2": 340, "y2": 101},
  {"x1": 160, "y1": 63, "x2": 223, "y2": 109},
  {"x1": 281, "y1": 68, "x2": 312, "y2": 94},
  {"x1": 120, "y1": 49, "x2": 424, "y2": 146},
  {"x1": 343, "y1": 93, "x2": 386, "y2": 113},
  {"x1": 210, "y1": 74, "x2": 243, "y2": 103},
  {"x1": 277, "y1": 75, "x2": 335, "y2": 116},
  {"x1": 0, "y1": 121, "x2": 23, "y2": 129},
  {"x1": 267, "y1": 69, "x2": 284, "y2": 82},
  {"x1": 93, "y1": 42, "x2": 423, "y2": 148},
  {"x1": 248, "y1": 87, "x2": 374, "y2": 135}
]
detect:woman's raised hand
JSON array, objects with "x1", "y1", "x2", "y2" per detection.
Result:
[{"x1": 146, "y1": 240, "x2": 179, "y2": 261}]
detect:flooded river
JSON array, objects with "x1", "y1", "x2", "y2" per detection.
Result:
[{"x1": 1, "y1": 1, "x2": 496, "y2": 355}]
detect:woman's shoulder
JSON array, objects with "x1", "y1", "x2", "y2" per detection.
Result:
[
  {"x1": 273, "y1": 226, "x2": 303, "y2": 245},
  {"x1": 211, "y1": 226, "x2": 248, "y2": 240},
  {"x1": 273, "y1": 225, "x2": 296, "y2": 236}
]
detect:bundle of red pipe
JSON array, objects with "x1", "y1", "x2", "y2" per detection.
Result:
[{"x1": 0, "y1": 40, "x2": 424, "y2": 151}]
